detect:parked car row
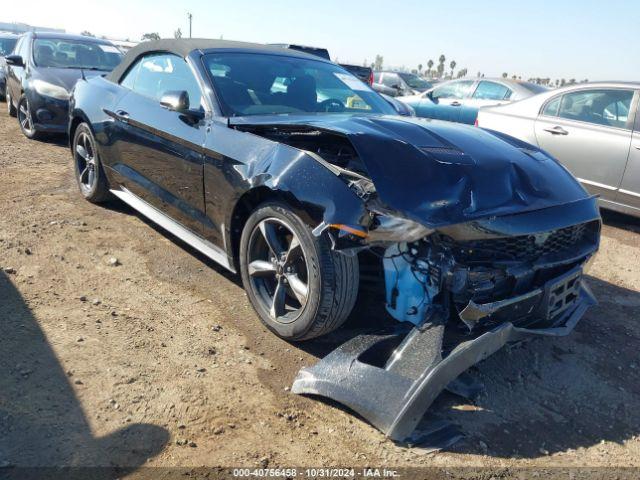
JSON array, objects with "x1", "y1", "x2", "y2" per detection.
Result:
[
  {"x1": 399, "y1": 77, "x2": 548, "y2": 124},
  {"x1": 0, "y1": 35, "x2": 607, "y2": 442}
]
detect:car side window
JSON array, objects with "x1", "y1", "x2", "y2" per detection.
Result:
[
  {"x1": 381, "y1": 73, "x2": 399, "y2": 88},
  {"x1": 558, "y1": 89, "x2": 634, "y2": 129},
  {"x1": 431, "y1": 80, "x2": 474, "y2": 100},
  {"x1": 119, "y1": 53, "x2": 203, "y2": 110},
  {"x1": 472, "y1": 81, "x2": 511, "y2": 100},
  {"x1": 542, "y1": 96, "x2": 561, "y2": 117},
  {"x1": 120, "y1": 60, "x2": 141, "y2": 90}
]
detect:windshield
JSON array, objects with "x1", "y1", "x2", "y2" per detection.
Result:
[
  {"x1": 33, "y1": 38, "x2": 122, "y2": 70},
  {"x1": 398, "y1": 73, "x2": 431, "y2": 90},
  {"x1": 0, "y1": 37, "x2": 17, "y2": 56},
  {"x1": 204, "y1": 53, "x2": 395, "y2": 117}
]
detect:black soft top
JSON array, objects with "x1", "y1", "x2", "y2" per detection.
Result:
[{"x1": 107, "y1": 38, "x2": 332, "y2": 83}]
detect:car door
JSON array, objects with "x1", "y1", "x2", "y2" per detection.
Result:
[
  {"x1": 415, "y1": 80, "x2": 475, "y2": 122},
  {"x1": 109, "y1": 52, "x2": 210, "y2": 236},
  {"x1": 618, "y1": 95, "x2": 640, "y2": 210},
  {"x1": 461, "y1": 80, "x2": 512, "y2": 125},
  {"x1": 534, "y1": 88, "x2": 635, "y2": 202}
]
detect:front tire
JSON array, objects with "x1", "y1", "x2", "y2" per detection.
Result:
[
  {"x1": 17, "y1": 95, "x2": 41, "y2": 139},
  {"x1": 73, "y1": 123, "x2": 111, "y2": 203},
  {"x1": 240, "y1": 203, "x2": 359, "y2": 341}
]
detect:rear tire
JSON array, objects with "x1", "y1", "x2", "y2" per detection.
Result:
[
  {"x1": 72, "y1": 123, "x2": 111, "y2": 203},
  {"x1": 6, "y1": 92, "x2": 16, "y2": 117},
  {"x1": 240, "y1": 202, "x2": 359, "y2": 341}
]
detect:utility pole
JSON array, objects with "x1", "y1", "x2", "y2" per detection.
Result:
[{"x1": 187, "y1": 12, "x2": 193, "y2": 38}]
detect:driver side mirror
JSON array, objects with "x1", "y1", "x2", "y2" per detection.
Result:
[
  {"x1": 5, "y1": 55, "x2": 24, "y2": 67},
  {"x1": 160, "y1": 90, "x2": 190, "y2": 112},
  {"x1": 160, "y1": 90, "x2": 204, "y2": 123}
]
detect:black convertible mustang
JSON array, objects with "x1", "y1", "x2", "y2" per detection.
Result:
[{"x1": 70, "y1": 40, "x2": 601, "y2": 441}]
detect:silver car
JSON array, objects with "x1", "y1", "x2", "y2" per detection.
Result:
[{"x1": 477, "y1": 82, "x2": 640, "y2": 218}]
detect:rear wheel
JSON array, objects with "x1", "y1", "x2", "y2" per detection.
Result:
[
  {"x1": 73, "y1": 123, "x2": 111, "y2": 203},
  {"x1": 17, "y1": 95, "x2": 41, "y2": 139},
  {"x1": 240, "y1": 203, "x2": 359, "y2": 341},
  {"x1": 6, "y1": 92, "x2": 16, "y2": 117}
]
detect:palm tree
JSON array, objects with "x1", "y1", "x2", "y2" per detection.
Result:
[
  {"x1": 437, "y1": 55, "x2": 446, "y2": 78},
  {"x1": 502, "y1": 72, "x2": 508, "y2": 78},
  {"x1": 426, "y1": 59, "x2": 434, "y2": 78},
  {"x1": 449, "y1": 60, "x2": 456, "y2": 78},
  {"x1": 141, "y1": 32, "x2": 161, "y2": 41},
  {"x1": 374, "y1": 54, "x2": 384, "y2": 71},
  {"x1": 418, "y1": 64, "x2": 423, "y2": 75}
]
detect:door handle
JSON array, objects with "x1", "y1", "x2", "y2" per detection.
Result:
[
  {"x1": 114, "y1": 110, "x2": 130, "y2": 122},
  {"x1": 450, "y1": 101, "x2": 462, "y2": 107},
  {"x1": 543, "y1": 126, "x2": 568, "y2": 135}
]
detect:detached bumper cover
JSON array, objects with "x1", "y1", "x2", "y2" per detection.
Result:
[{"x1": 292, "y1": 279, "x2": 596, "y2": 442}]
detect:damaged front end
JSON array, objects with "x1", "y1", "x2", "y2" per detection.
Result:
[
  {"x1": 229, "y1": 115, "x2": 601, "y2": 445},
  {"x1": 294, "y1": 202, "x2": 600, "y2": 445}
]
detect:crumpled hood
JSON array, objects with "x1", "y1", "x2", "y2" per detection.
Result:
[
  {"x1": 33, "y1": 68, "x2": 103, "y2": 92},
  {"x1": 230, "y1": 114, "x2": 591, "y2": 227}
]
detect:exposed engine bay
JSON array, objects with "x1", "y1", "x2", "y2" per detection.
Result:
[{"x1": 382, "y1": 221, "x2": 599, "y2": 332}]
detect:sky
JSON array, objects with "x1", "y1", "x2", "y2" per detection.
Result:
[{"x1": 4, "y1": 0, "x2": 638, "y2": 81}]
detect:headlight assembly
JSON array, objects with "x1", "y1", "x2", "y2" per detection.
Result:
[
  {"x1": 366, "y1": 214, "x2": 434, "y2": 245},
  {"x1": 32, "y1": 79, "x2": 70, "y2": 100}
]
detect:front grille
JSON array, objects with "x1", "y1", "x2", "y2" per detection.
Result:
[{"x1": 442, "y1": 222, "x2": 596, "y2": 263}]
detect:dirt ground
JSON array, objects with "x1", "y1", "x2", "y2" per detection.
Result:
[{"x1": 1, "y1": 107, "x2": 639, "y2": 477}]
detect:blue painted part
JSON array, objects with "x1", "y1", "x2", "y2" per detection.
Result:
[{"x1": 383, "y1": 244, "x2": 434, "y2": 325}]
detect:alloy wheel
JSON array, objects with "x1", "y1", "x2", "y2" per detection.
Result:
[
  {"x1": 75, "y1": 131, "x2": 98, "y2": 194},
  {"x1": 247, "y1": 218, "x2": 309, "y2": 323},
  {"x1": 18, "y1": 98, "x2": 34, "y2": 135}
]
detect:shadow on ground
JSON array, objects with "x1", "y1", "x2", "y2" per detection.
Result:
[
  {"x1": 601, "y1": 209, "x2": 640, "y2": 234},
  {"x1": 0, "y1": 271, "x2": 169, "y2": 478}
]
